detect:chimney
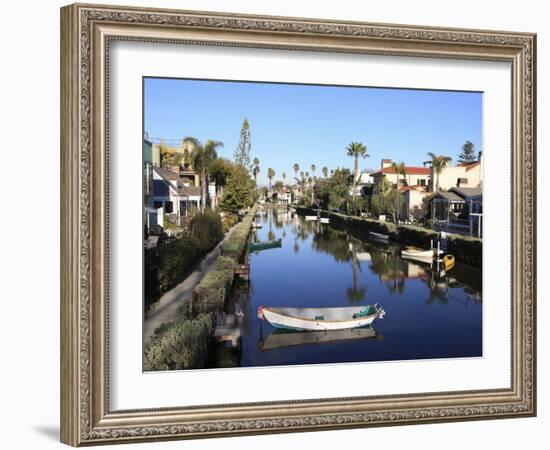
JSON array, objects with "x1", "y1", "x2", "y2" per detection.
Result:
[
  {"x1": 478, "y1": 151, "x2": 483, "y2": 162},
  {"x1": 381, "y1": 159, "x2": 392, "y2": 170}
]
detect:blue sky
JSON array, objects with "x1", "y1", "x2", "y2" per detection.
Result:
[{"x1": 144, "y1": 77, "x2": 482, "y2": 186}]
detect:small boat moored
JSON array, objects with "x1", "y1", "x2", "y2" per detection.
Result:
[
  {"x1": 258, "y1": 304, "x2": 385, "y2": 331},
  {"x1": 443, "y1": 254, "x2": 455, "y2": 271},
  {"x1": 305, "y1": 215, "x2": 319, "y2": 221},
  {"x1": 248, "y1": 238, "x2": 282, "y2": 252},
  {"x1": 320, "y1": 217, "x2": 330, "y2": 224},
  {"x1": 401, "y1": 246, "x2": 443, "y2": 260},
  {"x1": 369, "y1": 231, "x2": 390, "y2": 241}
]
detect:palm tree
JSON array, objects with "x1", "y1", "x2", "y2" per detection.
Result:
[
  {"x1": 252, "y1": 157, "x2": 260, "y2": 184},
  {"x1": 282, "y1": 172, "x2": 287, "y2": 185},
  {"x1": 322, "y1": 166, "x2": 329, "y2": 178},
  {"x1": 391, "y1": 161, "x2": 407, "y2": 223},
  {"x1": 293, "y1": 163, "x2": 300, "y2": 180},
  {"x1": 346, "y1": 142, "x2": 369, "y2": 197},
  {"x1": 427, "y1": 152, "x2": 452, "y2": 191},
  {"x1": 267, "y1": 167, "x2": 276, "y2": 191},
  {"x1": 183, "y1": 137, "x2": 223, "y2": 211},
  {"x1": 310, "y1": 165, "x2": 316, "y2": 204}
]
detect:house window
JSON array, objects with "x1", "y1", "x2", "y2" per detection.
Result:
[
  {"x1": 153, "y1": 201, "x2": 163, "y2": 209},
  {"x1": 164, "y1": 201, "x2": 173, "y2": 214},
  {"x1": 417, "y1": 179, "x2": 426, "y2": 186}
]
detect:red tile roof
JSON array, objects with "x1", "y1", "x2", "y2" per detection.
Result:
[{"x1": 372, "y1": 166, "x2": 430, "y2": 176}]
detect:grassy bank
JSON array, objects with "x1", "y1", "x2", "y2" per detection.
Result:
[{"x1": 295, "y1": 206, "x2": 482, "y2": 267}]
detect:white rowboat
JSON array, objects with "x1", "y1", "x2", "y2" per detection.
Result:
[
  {"x1": 401, "y1": 246, "x2": 443, "y2": 259},
  {"x1": 320, "y1": 217, "x2": 330, "y2": 224},
  {"x1": 305, "y1": 215, "x2": 319, "y2": 221},
  {"x1": 258, "y1": 304, "x2": 385, "y2": 331}
]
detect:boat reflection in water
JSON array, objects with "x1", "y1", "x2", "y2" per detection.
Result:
[
  {"x1": 259, "y1": 326, "x2": 381, "y2": 352},
  {"x1": 217, "y1": 207, "x2": 482, "y2": 369}
]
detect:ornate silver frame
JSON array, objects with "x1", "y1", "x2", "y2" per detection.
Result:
[{"x1": 60, "y1": 3, "x2": 536, "y2": 446}]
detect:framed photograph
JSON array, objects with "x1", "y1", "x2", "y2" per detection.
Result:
[{"x1": 60, "y1": 3, "x2": 536, "y2": 446}]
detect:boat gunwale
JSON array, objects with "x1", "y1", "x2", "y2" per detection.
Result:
[{"x1": 262, "y1": 306, "x2": 380, "y2": 324}]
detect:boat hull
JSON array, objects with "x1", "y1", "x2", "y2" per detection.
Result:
[
  {"x1": 248, "y1": 239, "x2": 282, "y2": 252},
  {"x1": 369, "y1": 231, "x2": 389, "y2": 241},
  {"x1": 261, "y1": 306, "x2": 383, "y2": 331}
]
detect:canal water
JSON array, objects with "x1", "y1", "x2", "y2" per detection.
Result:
[{"x1": 217, "y1": 207, "x2": 482, "y2": 369}]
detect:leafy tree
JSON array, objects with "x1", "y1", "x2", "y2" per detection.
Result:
[
  {"x1": 273, "y1": 180, "x2": 284, "y2": 191},
  {"x1": 370, "y1": 180, "x2": 399, "y2": 223},
  {"x1": 183, "y1": 137, "x2": 223, "y2": 211},
  {"x1": 219, "y1": 165, "x2": 255, "y2": 213},
  {"x1": 315, "y1": 168, "x2": 353, "y2": 211},
  {"x1": 458, "y1": 140, "x2": 477, "y2": 164},
  {"x1": 209, "y1": 157, "x2": 233, "y2": 198},
  {"x1": 234, "y1": 118, "x2": 252, "y2": 168},
  {"x1": 427, "y1": 152, "x2": 452, "y2": 191}
]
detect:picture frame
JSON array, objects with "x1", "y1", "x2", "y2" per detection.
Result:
[{"x1": 60, "y1": 3, "x2": 536, "y2": 446}]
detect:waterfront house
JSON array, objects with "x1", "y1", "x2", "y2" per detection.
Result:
[
  {"x1": 152, "y1": 167, "x2": 202, "y2": 224},
  {"x1": 370, "y1": 159, "x2": 431, "y2": 193},
  {"x1": 399, "y1": 185, "x2": 429, "y2": 222},
  {"x1": 428, "y1": 152, "x2": 483, "y2": 191},
  {"x1": 143, "y1": 135, "x2": 157, "y2": 231},
  {"x1": 275, "y1": 189, "x2": 292, "y2": 205},
  {"x1": 430, "y1": 186, "x2": 482, "y2": 237}
]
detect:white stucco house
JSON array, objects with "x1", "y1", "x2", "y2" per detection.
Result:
[
  {"x1": 430, "y1": 152, "x2": 483, "y2": 191},
  {"x1": 152, "y1": 167, "x2": 202, "y2": 221}
]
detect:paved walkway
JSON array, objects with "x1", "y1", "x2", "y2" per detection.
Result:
[{"x1": 143, "y1": 226, "x2": 236, "y2": 344}]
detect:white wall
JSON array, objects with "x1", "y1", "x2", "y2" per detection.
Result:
[{"x1": 0, "y1": 1, "x2": 547, "y2": 449}]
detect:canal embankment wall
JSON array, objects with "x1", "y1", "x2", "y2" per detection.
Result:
[{"x1": 295, "y1": 206, "x2": 482, "y2": 267}]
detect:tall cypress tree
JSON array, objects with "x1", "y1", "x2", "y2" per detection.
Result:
[
  {"x1": 234, "y1": 118, "x2": 251, "y2": 168},
  {"x1": 458, "y1": 140, "x2": 477, "y2": 164}
]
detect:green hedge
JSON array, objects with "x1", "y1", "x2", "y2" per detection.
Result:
[
  {"x1": 220, "y1": 205, "x2": 257, "y2": 260},
  {"x1": 447, "y1": 234, "x2": 482, "y2": 267},
  {"x1": 144, "y1": 236, "x2": 202, "y2": 303},
  {"x1": 397, "y1": 225, "x2": 439, "y2": 247},
  {"x1": 190, "y1": 209, "x2": 224, "y2": 252},
  {"x1": 295, "y1": 206, "x2": 396, "y2": 236},
  {"x1": 222, "y1": 213, "x2": 238, "y2": 233},
  {"x1": 192, "y1": 256, "x2": 235, "y2": 314},
  {"x1": 143, "y1": 314, "x2": 215, "y2": 371}
]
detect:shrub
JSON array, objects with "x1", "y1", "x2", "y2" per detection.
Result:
[
  {"x1": 222, "y1": 213, "x2": 238, "y2": 233},
  {"x1": 156, "y1": 236, "x2": 202, "y2": 293},
  {"x1": 144, "y1": 314, "x2": 215, "y2": 371},
  {"x1": 447, "y1": 234, "x2": 482, "y2": 267},
  {"x1": 192, "y1": 257, "x2": 235, "y2": 314},
  {"x1": 397, "y1": 225, "x2": 439, "y2": 247},
  {"x1": 190, "y1": 210, "x2": 223, "y2": 252},
  {"x1": 144, "y1": 236, "x2": 202, "y2": 306}
]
